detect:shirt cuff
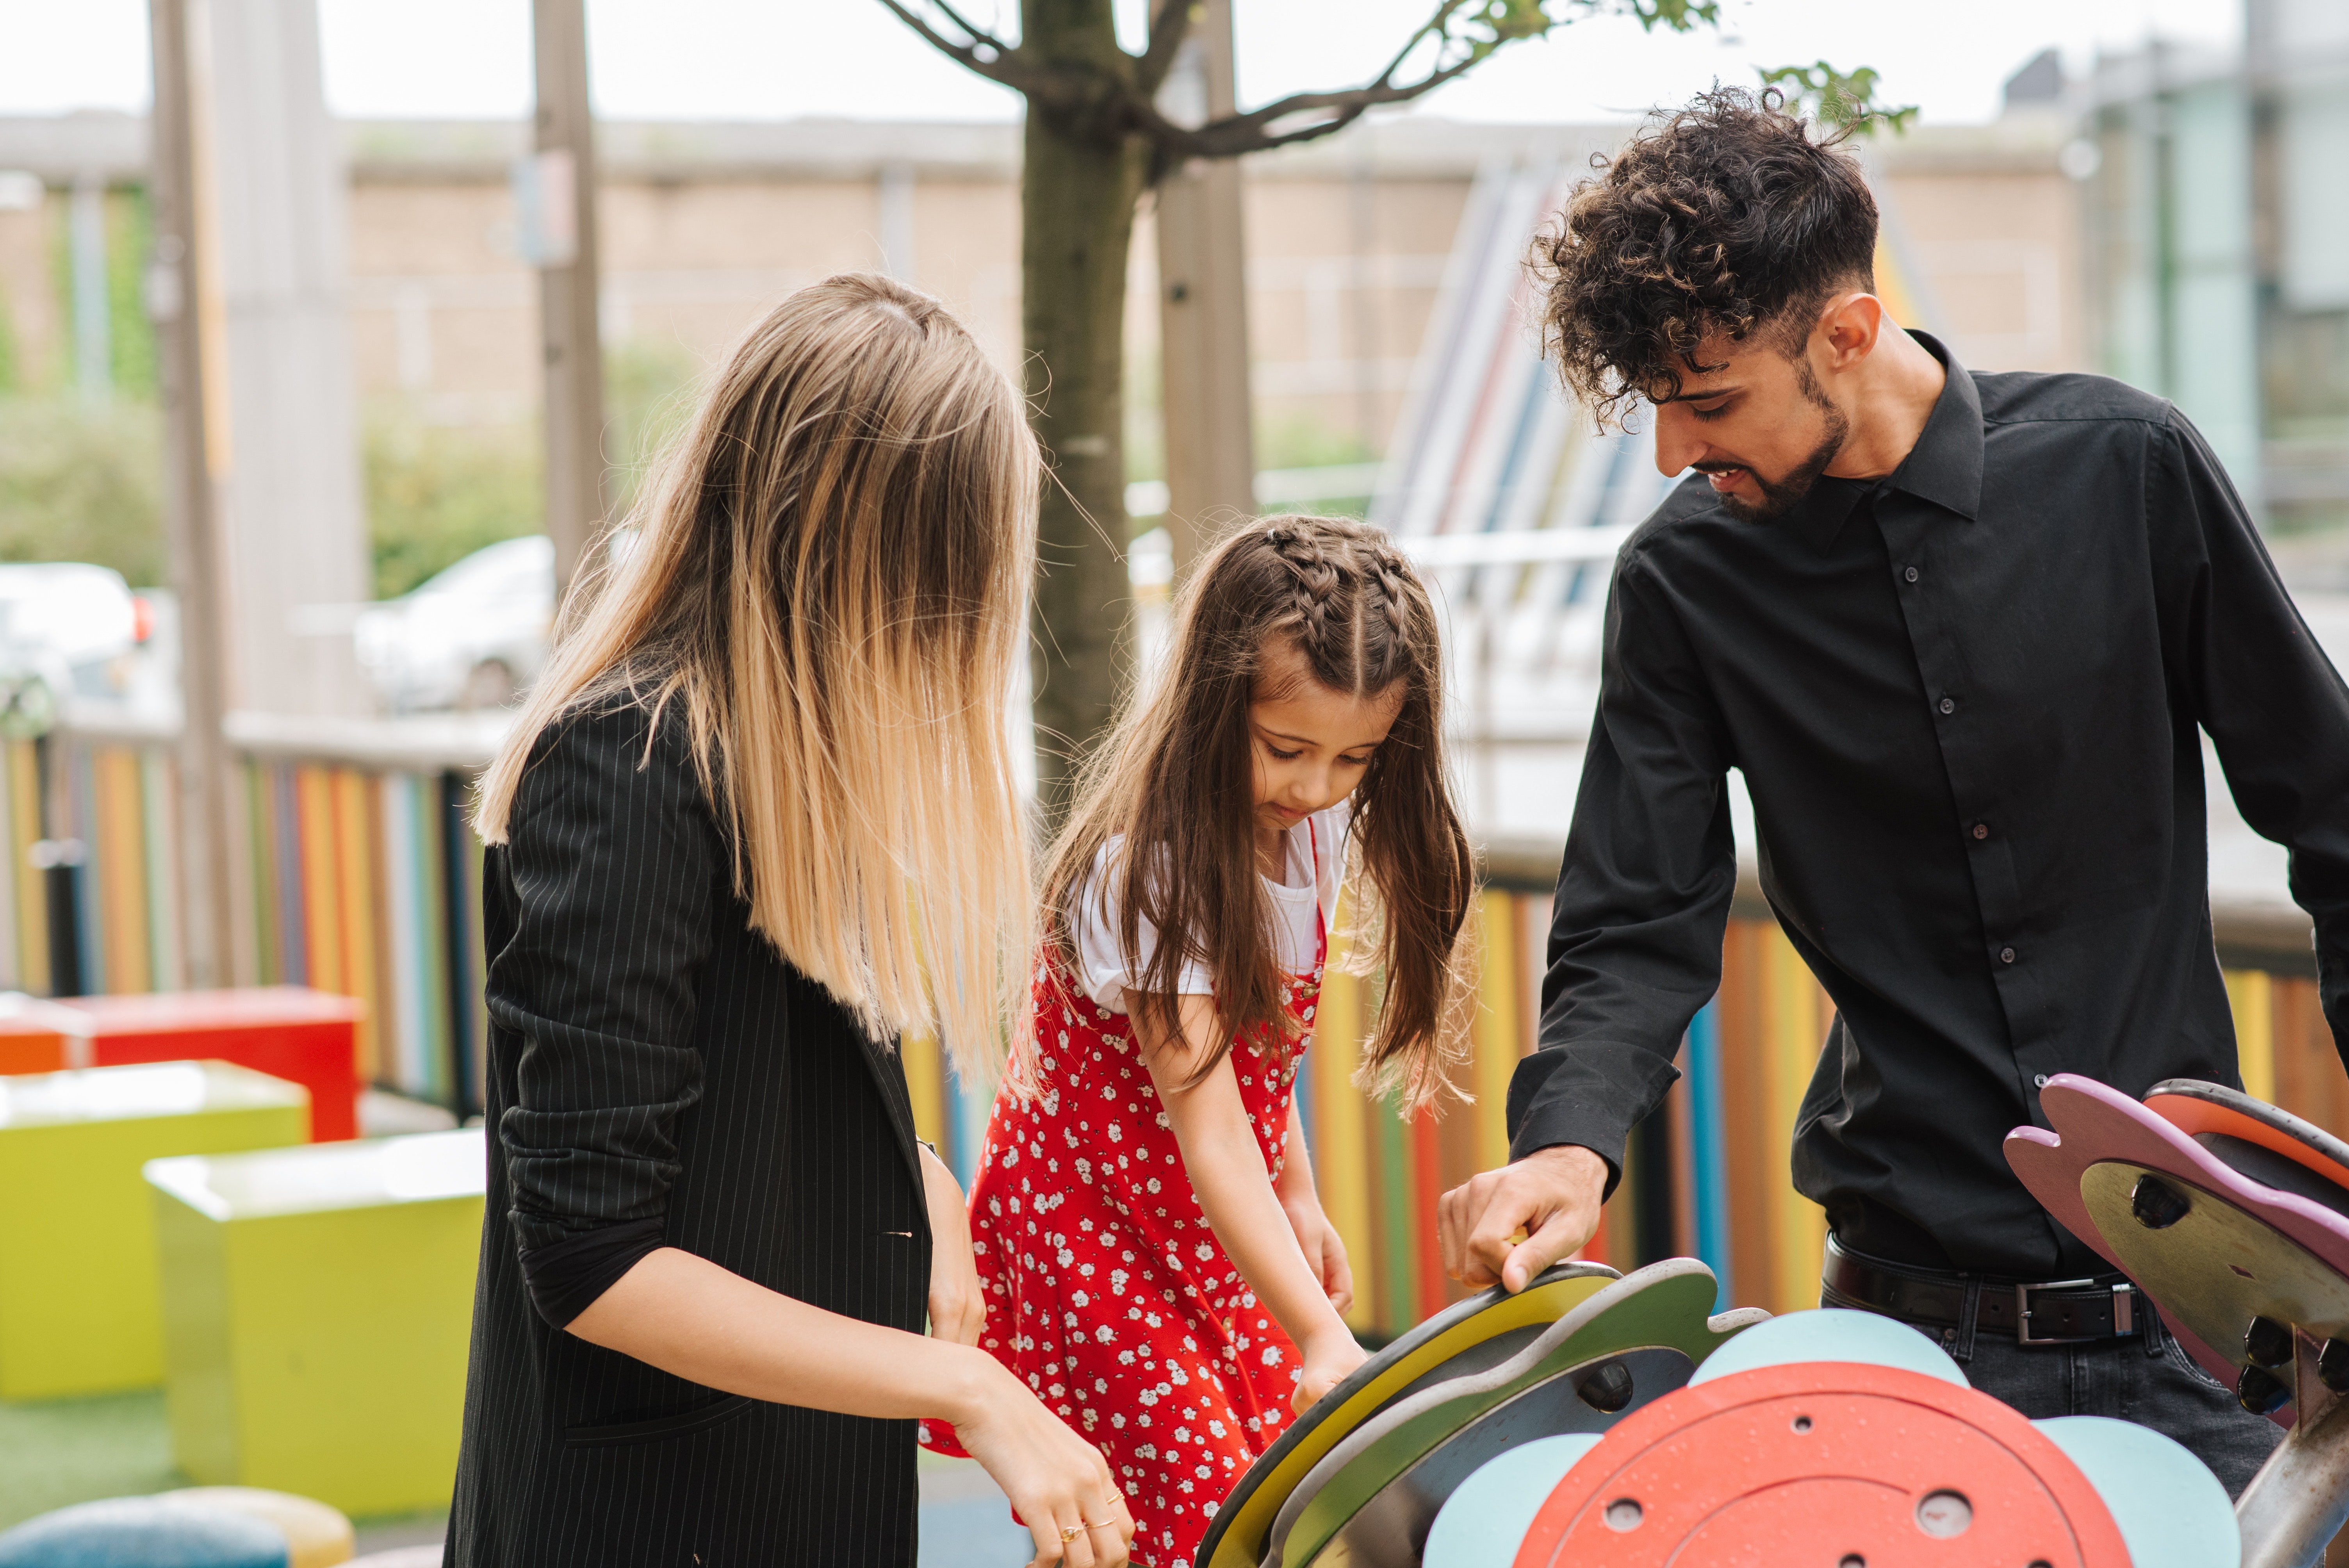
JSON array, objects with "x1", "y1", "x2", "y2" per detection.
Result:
[
  {"x1": 519, "y1": 1216, "x2": 668, "y2": 1328},
  {"x1": 1505, "y1": 1041, "x2": 1682, "y2": 1200}
]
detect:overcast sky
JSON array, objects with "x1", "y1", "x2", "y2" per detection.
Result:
[{"x1": 0, "y1": 0, "x2": 2243, "y2": 128}]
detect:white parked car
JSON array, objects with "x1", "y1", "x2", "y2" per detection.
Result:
[
  {"x1": 353, "y1": 535, "x2": 553, "y2": 714},
  {"x1": 0, "y1": 563, "x2": 152, "y2": 736}
]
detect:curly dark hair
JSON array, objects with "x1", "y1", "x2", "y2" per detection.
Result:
[{"x1": 1533, "y1": 88, "x2": 1879, "y2": 426}]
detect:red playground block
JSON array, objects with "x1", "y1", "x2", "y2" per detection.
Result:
[
  {"x1": 0, "y1": 993, "x2": 79, "y2": 1075},
  {"x1": 55, "y1": 989, "x2": 365, "y2": 1141}
]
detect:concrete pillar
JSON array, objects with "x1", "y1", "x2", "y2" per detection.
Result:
[
  {"x1": 2164, "y1": 78, "x2": 2263, "y2": 511},
  {"x1": 1155, "y1": 0, "x2": 1255, "y2": 570},
  {"x1": 69, "y1": 174, "x2": 110, "y2": 401},
  {"x1": 147, "y1": 0, "x2": 237, "y2": 987},
  {"x1": 532, "y1": 0, "x2": 609, "y2": 604},
  {"x1": 203, "y1": 0, "x2": 372, "y2": 715},
  {"x1": 878, "y1": 160, "x2": 917, "y2": 283}
]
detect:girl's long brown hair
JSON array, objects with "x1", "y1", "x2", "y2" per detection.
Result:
[
  {"x1": 1041, "y1": 515, "x2": 1475, "y2": 1106},
  {"x1": 475, "y1": 273, "x2": 1037, "y2": 1075}
]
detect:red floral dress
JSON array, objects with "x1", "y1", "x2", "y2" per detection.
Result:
[{"x1": 922, "y1": 864, "x2": 1326, "y2": 1568}]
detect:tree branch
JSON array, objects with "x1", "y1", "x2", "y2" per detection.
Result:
[
  {"x1": 1137, "y1": 41, "x2": 1489, "y2": 161},
  {"x1": 873, "y1": 0, "x2": 1070, "y2": 102},
  {"x1": 1123, "y1": 0, "x2": 1548, "y2": 164},
  {"x1": 926, "y1": 0, "x2": 1014, "y2": 55},
  {"x1": 1133, "y1": 0, "x2": 1195, "y2": 98},
  {"x1": 1364, "y1": 0, "x2": 1479, "y2": 91}
]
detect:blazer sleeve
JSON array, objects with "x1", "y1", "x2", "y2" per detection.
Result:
[{"x1": 488, "y1": 702, "x2": 720, "y2": 1327}]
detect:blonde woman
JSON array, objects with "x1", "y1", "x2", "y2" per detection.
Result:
[{"x1": 447, "y1": 274, "x2": 1134, "y2": 1568}]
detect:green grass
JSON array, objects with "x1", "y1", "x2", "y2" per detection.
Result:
[
  {"x1": 0, "y1": 1390, "x2": 179, "y2": 1531},
  {"x1": 0, "y1": 1390, "x2": 448, "y2": 1547}
]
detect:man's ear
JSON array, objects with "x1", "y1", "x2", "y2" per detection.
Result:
[{"x1": 1818, "y1": 292, "x2": 1886, "y2": 371}]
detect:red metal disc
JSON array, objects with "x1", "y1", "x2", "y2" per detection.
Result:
[{"x1": 1511, "y1": 1362, "x2": 2130, "y2": 1568}]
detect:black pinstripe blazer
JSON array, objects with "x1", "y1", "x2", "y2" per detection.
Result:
[{"x1": 446, "y1": 701, "x2": 930, "y2": 1568}]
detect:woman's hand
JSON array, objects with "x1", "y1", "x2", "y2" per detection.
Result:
[
  {"x1": 1293, "y1": 1322, "x2": 1369, "y2": 1415},
  {"x1": 1281, "y1": 1194, "x2": 1355, "y2": 1317},
  {"x1": 921, "y1": 1145, "x2": 987, "y2": 1347},
  {"x1": 952, "y1": 1359, "x2": 1137, "y2": 1568}
]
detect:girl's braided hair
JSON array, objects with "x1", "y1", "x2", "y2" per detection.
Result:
[{"x1": 1041, "y1": 514, "x2": 1476, "y2": 1108}]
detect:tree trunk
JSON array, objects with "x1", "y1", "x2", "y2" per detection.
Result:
[{"x1": 1021, "y1": 5, "x2": 1148, "y2": 830}]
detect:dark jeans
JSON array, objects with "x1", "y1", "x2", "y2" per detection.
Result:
[{"x1": 1822, "y1": 1283, "x2": 2283, "y2": 1498}]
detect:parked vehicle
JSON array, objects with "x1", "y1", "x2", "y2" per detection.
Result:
[
  {"x1": 0, "y1": 563, "x2": 152, "y2": 737},
  {"x1": 353, "y1": 535, "x2": 553, "y2": 714}
]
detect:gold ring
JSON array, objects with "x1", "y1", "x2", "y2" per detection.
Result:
[
  {"x1": 1083, "y1": 1518, "x2": 1115, "y2": 1530},
  {"x1": 1060, "y1": 1525, "x2": 1083, "y2": 1544}
]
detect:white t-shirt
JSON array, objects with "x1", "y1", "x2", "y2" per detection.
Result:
[{"x1": 1070, "y1": 798, "x2": 1352, "y2": 1014}]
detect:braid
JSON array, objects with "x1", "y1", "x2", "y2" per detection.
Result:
[
  {"x1": 1258, "y1": 519, "x2": 1433, "y2": 695},
  {"x1": 1358, "y1": 541, "x2": 1415, "y2": 689},
  {"x1": 1264, "y1": 523, "x2": 1345, "y2": 667}
]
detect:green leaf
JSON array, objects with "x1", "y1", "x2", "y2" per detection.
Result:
[
  {"x1": 1434, "y1": 0, "x2": 1722, "y2": 56},
  {"x1": 1757, "y1": 59, "x2": 1919, "y2": 135}
]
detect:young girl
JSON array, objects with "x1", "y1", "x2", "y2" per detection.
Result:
[{"x1": 925, "y1": 515, "x2": 1476, "y2": 1567}]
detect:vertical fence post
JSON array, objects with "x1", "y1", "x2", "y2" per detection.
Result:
[
  {"x1": 438, "y1": 770, "x2": 479, "y2": 1119},
  {"x1": 1628, "y1": 1102, "x2": 1678, "y2": 1268},
  {"x1": 146, "y1": 0, "x2": 239, "y2": 991},
  {"x1": 530, "y1": 0, "x2": 609, "y2": 603},
  {"x1": 31, "y1": 840, "x2": 85, "y2": 998}
]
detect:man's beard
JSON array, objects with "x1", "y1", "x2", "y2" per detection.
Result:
[{"x1": 1704, "y1": 368, "x2": 1852, "y2": 523}]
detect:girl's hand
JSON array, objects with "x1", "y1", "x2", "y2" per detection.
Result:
[
  {"x1": 920, "y1": 1146, "x2": 987, "y2": 1347},
  {"x1": 1281, "y1": 1195, "x2": 1355, "y2": 1316},
  {"x1": 952, "y1": 1358, "x2": 1137, "y2": 1568},
  {"x1": 1294, "y1": 1323, "x2": 1369, "y2": 1415}
]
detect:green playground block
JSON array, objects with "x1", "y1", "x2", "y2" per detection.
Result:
[
  {"x1": 145, "y1": 1128, "x2": 484, "y2": 1519},
  {"x1": 0, "y1": 1060, "x2": 309, "y2": 1401}
]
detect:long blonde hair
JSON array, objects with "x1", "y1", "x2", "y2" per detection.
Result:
[{"x1": 476, "y1": 273, "x2": 1038, "y2": 1075}]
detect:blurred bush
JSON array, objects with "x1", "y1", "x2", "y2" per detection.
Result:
[
  {"x1": 604, "y1": 339, "x2": 699, "y2": 515},
  {"x1": 364, "y1": 340, "x2": 697, "y2": 600},
  {"x1": 364, "y1": 415, "x2": 540, "y2": 601},
  {"x1": 0, "y1": 396, "x2": 166, "y2": 585}
]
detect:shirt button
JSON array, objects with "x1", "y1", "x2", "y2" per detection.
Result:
[
  {"x1": 2034, "y1": 1073, "x2": 2050, "y2": 1089},
  {"x1": 1939, "y1": 697, "x2": 1956, "y2": 715},
  {"x1": 1973, "y1": 823, "x2": 1990, "y2": 840},
  {"x1": 1904, "y1": 566, "x2": 1920, "y2": 583},
  {"x1": 2001, "y1": 946, "x2": 2017, "y2": 964}
]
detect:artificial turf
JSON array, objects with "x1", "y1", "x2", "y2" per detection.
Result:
[
  {"x1": 0, "y1": 1390, "x2": 178, "y2": 1532},
  {"x1": 0, "y1": 1392, "x2": 1025, "y2": 1565}
]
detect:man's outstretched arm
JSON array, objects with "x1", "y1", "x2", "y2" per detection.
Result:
[{"x1": 1440, "y1": 554, "x2": 1736, "y2": 1291}]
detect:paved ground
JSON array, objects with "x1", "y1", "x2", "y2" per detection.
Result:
[{"x1": 0, "y1": 1390, "x2": 1033, "y2": 1566}]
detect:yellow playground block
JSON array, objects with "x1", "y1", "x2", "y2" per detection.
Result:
[
  {"x1": 146, "y1": 1128, "x2": 485, "y2": 1519},
  {"x1": 0, "y1": 1060, "x2": 309, "y2": 1400}
]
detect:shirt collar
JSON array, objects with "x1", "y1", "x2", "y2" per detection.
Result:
[
  {"x1": 1773, "y1": 330, "x2": 1984, "y2": 552},
  {"x1": 1883, "y1": 332, "x2": 1984, "y2": 524}
]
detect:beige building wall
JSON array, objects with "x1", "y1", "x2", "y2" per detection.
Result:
[
  {"x1": 1872, "y1": 115, "x2": 2087, "y2": 375},
  {"x1": 0, "y1": 192, "x2": 65, "y2": 388},
  {"x1": 0, "y1": 112, "x2": 2091, "y2": 467}
]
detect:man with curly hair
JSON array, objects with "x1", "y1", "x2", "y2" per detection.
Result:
[{"x1": 1436, "y1": 88, "x2": 2349, "y2": 1489}]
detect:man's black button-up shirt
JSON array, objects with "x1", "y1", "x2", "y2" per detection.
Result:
[{"x1": 1510, "y1": 335, "x2": 2349, "y2": 1278}]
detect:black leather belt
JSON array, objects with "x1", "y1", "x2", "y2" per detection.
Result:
[{"x1": 1823, "y1": 1235, "x2": 2142, "y2": 1345}]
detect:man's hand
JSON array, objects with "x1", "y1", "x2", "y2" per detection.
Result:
[{"x1": 1437, "y1": 1146, "x2": 1609, "y2": 1293}]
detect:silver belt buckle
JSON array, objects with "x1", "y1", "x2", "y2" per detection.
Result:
[{"x1": 2015, "y1": 1276, "x2": 2104, "y2": 1345}]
